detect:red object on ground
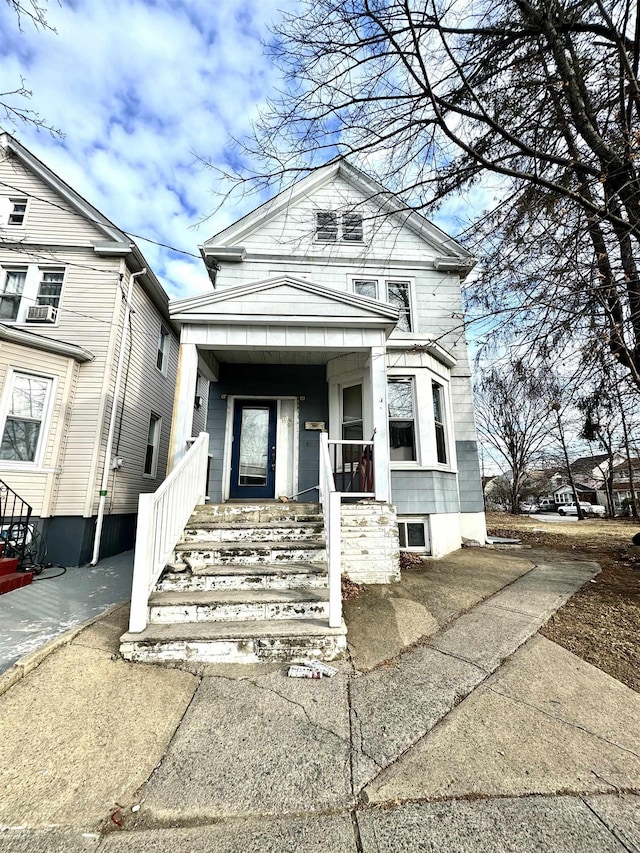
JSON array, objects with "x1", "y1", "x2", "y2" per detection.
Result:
[
  {"x1": 0, "y1": 556, "x2": 20, "y2": 577},
  {"x1": 0, "y1": 570, "x2": 33, "y2": 595}
]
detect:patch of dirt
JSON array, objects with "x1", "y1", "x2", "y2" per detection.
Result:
[{"x1": 486, "y1": 512, "x2": 640, "y2": 692}]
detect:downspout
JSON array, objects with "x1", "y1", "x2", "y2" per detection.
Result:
[{"x1": 90, "y1": 268, "x2": 147, "y2": 565}]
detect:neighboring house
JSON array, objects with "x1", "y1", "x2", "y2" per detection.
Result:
[
  {"x1": 0, "y1": 133, "x2": 180, "y2": 566},
  {"x1": 169, "y1": 161, "x2": 486, "y2": 559},
  {"x1": 611, "y1": 458, "x2": 640, "y2": 509}
]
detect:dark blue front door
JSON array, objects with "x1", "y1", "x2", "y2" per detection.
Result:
[{"x1": 229, "y1": 400, "x2": 277, "y2": 499}]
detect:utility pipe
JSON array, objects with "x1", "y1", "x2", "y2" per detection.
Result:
[{"x1": 90, "y1": 268, "x2": 146, "y2": 565}]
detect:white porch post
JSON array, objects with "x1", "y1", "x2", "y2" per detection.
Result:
[
  {"x1": 369, "y1": 344, "x2": 391, "y2": 502},
  {"x1": 167, "y1": 342, "x2": 199, "y2": 473}
]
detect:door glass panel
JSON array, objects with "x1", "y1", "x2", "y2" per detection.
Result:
[
  {"x1": 238, "y1": 407, "x2": 270, "y2": 486},
  {"x1": 342, "y1": 384, "x2": 363, "y2": 440}
]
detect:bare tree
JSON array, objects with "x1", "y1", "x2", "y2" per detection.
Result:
[
  {"x1": 1, "y1": 0, "x2": 61, "y2": 134},
  {"x1": 213, "y1": 0, "x2": 640, "y2": 388},
  {"x1": 475, "y1": 364, "x2": 553, "y2": 513}
]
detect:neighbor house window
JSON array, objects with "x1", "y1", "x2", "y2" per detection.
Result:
[
  {"x1": 0, "y1": 268, "x2": 27, "y2": 321},
  {"x1": 316, "y1": 211, "x2": 363, "y2": 243},
  {"x1": 0, "y1": 372, "x2": 52, "y2": 464},
  {"x1": 388, "y1": 377, "x2": 416, "y2": 461},
  {"x1": 352, "y1": 278, "x2": 412, "y2": 331},
  {"x1": 144, "y1": 413, "x2": 161, "y2": 477},
  {"x1": 36, "y1": 269, "x2": 64, "y2": 311},
  {"x1": 398, "y1": 517, "x2": 429, "y2": 552},
  {"x1": 156, "y1": 326, "x2": 169, "y2": 373},
  {"x1": 432, "y1": 381, "x2": 447, "y2": 464},
  {"x1": 7, "y1": 198, "x2": 27, "y2": 226}
]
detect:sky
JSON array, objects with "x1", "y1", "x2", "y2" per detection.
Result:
[{"x1": 0, "y1": 0, "x2": 299, "y2": 299}]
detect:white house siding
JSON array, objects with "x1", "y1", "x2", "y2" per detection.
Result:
[
  {"x1": 88, "y1": 271, "x2": 179, "y2": 517},
  {"x1": 191, "y1": 372, "x2": 209, "y2": 437},
  {"x1": 0, "y1": 339, "x2": 76, "y2": 515}
]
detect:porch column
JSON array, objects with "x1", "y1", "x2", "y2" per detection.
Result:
[
  {"x1": 167, "y1": 342, "x2": 199, "y2": 473},
  {"x1": 369, "y1": 345, "x2": 391, "y2": 502}
]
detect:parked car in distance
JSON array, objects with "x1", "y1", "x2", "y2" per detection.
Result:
[
  {"x1": 557, "y1": 502, "x2": 606, "y2": 517},
  {"x1": 538, "y1": 499, "x2": 555, "y2": 512},
  {"x1": 519, "y1": 502, "x2": 539, "y2": 513}
]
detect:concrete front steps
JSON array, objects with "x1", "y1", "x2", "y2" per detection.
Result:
[{"x1": 120, "y1": 502, "x2": 347, "y2": 665}]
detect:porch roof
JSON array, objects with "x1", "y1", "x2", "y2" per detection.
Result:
[{"x1": 169, "y1": 274, "x2": 400, "y2": 331}]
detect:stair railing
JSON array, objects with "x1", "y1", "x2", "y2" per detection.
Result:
[
  {"x1": 129, "y1": 431, "x2": 209, "y2": 633},
  {"x1": 0, "y1": 480, "x2": 32, "y2": 564},
  {"x1": 319, "y1": 432, "x2": 342, "y2": 628}
]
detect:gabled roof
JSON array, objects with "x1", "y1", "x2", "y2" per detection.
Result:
[
  {"x1": 170, "y1": 274, "x2": 400, "y2": 329},
  {"x1": 201, "y1": 160, "x2": 473, "y2": 271},
  {"x1": 0, "y1": 132, "x2": 174, "y2": 326}
]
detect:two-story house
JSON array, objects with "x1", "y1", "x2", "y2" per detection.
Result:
[
  {"x1": 0, "y1": 133, "x2": 182, "y2": 567},
  {"x1": 120, "y1": 161, "x2": 487, "y2": 664}
]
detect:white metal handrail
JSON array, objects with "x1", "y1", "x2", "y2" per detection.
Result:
[
  {"x1": 128, "y1": 431, "x2": 209, "y2": 633},
  {"x1": 319, "y1": 432, "x2": 342, "y2": 629}
]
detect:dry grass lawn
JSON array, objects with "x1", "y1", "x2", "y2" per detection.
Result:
[{"x1": 486, "y1": 512, "x2": 640, "y2": 692}]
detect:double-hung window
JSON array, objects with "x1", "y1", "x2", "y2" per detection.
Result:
[
  {"x1": 36, "y1": 269, "x2": 64, "y2": 313},
  {"x1": 432, "y1": 382, "x2": 447, "y2": 464},
  {"x1": 7, "y1": 198, "x2": 27, "y2": 226},
  {"x1": 316, "y1": 211, "x2": 363, "y2": 243},
  {"x1": 0, "y1": 268, "x2": 27, "y2": 321},
  {"x1": 353, "y1": 278, "x2": 412, "y2": 332},
  {"x1": 0, "y1": 372, "x2": 52, "y2": 464},
  {"x1": 388, "y1": 377, "x2": 416, "y2": 461},
  {"x1": 156, "y1": 326, "x2": 169, "y2": 373},
  {"x1": 144, "y1": 413, "x2": 162, "y2": 477},
  {"x1": 341, "y1": 384, "x2": 363, "y2": 440}
]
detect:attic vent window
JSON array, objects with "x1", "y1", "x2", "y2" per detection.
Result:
[{"x1": 315, "y1": 211, "x2": 363, "y2": 243}]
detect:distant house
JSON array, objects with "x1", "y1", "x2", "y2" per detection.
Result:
[
  {"x1": 611, "y1": 458, "x2": 640, "y2": 509},
  {"x1": 0, "y1": 133, "x2": 180, "y2": 566}
]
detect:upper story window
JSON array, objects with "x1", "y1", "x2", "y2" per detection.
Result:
[
  {"x1": 0, "y1": 268, "x2": 27, "y2": 321},
  {"x1": 156, "y1": 326, "x2": 169, "y2": 374},
  {"x1": 316, "y1": 211, "x2": 363, "y2": 243},
  {"x1": 0, "y1": 371, "x2": 53, "y2": 465},
  {"x1": 7, "y1": 198, "x2": 27, "y2": 226},
  {"x1": 354, "y1": 278, "x2": 413, "y2": 332},
  {"x1": 0, "y1": 265, "x2": 64, "y2": 324}
]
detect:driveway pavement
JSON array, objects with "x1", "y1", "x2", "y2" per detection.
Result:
[{"x1": 0, "y1": 548, "x2": 638, "y2": 852}]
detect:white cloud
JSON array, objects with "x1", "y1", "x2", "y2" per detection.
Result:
[{"x1": 0, "y1": 0, "x2": 296, "y2": 298}]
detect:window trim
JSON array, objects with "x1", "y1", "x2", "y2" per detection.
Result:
[
  {"x1": 143, "y1": 412, "x2": 162, "y2": 478},
  {"x1": 156, "y1": 325, "x2": 170, "y2": 375},
  {"x1": 398, "y1": 516, "x2": 431, "y2": 553},
  {"x1": 0, "y1": 368, "x2": 56, "y2": 469},
  {"x1": 388, "y1": 375, "x2": 418, "y2": 463},
  {"x1": 7, "y1": 197, "x2": 28, "y2": 227},
  {"x1": 432, "y1": 381, "x2": 448, "y2": 465}
]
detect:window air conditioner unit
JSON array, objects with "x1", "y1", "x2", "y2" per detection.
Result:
[{"x1": 26, "y1": 305, "x2": 57, "y2": 323}]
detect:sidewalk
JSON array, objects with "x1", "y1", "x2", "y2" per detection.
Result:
[
  {"x1": 0, "y1": 548, "x2": 638, "y2": 852},
  {"x1": 0, "y1": 551, "x2": 133, "y2": 674}
]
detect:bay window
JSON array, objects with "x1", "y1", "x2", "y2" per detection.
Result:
[{"x1": 388, "y1": 377, "x2": 416, "y2": 461}]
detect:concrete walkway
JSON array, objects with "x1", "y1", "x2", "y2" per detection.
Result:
[{"x1": 0, "y1": 549, "x2": 638, "y2": 852}]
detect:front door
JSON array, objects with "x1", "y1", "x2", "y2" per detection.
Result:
[{"x1": 229, "y1": 400, "x2": 277, "y2": 499}]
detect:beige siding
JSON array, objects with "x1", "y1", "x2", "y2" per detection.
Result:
[
  {"x1": 90, "y1": 270, "x2": 179, "y2": 516},
  {"x1": 0, "y1": 151, "x2": 109, "y2": 245},
  {"x1": 0, "y1": 340, "x2": 76, "y2": 515}
]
